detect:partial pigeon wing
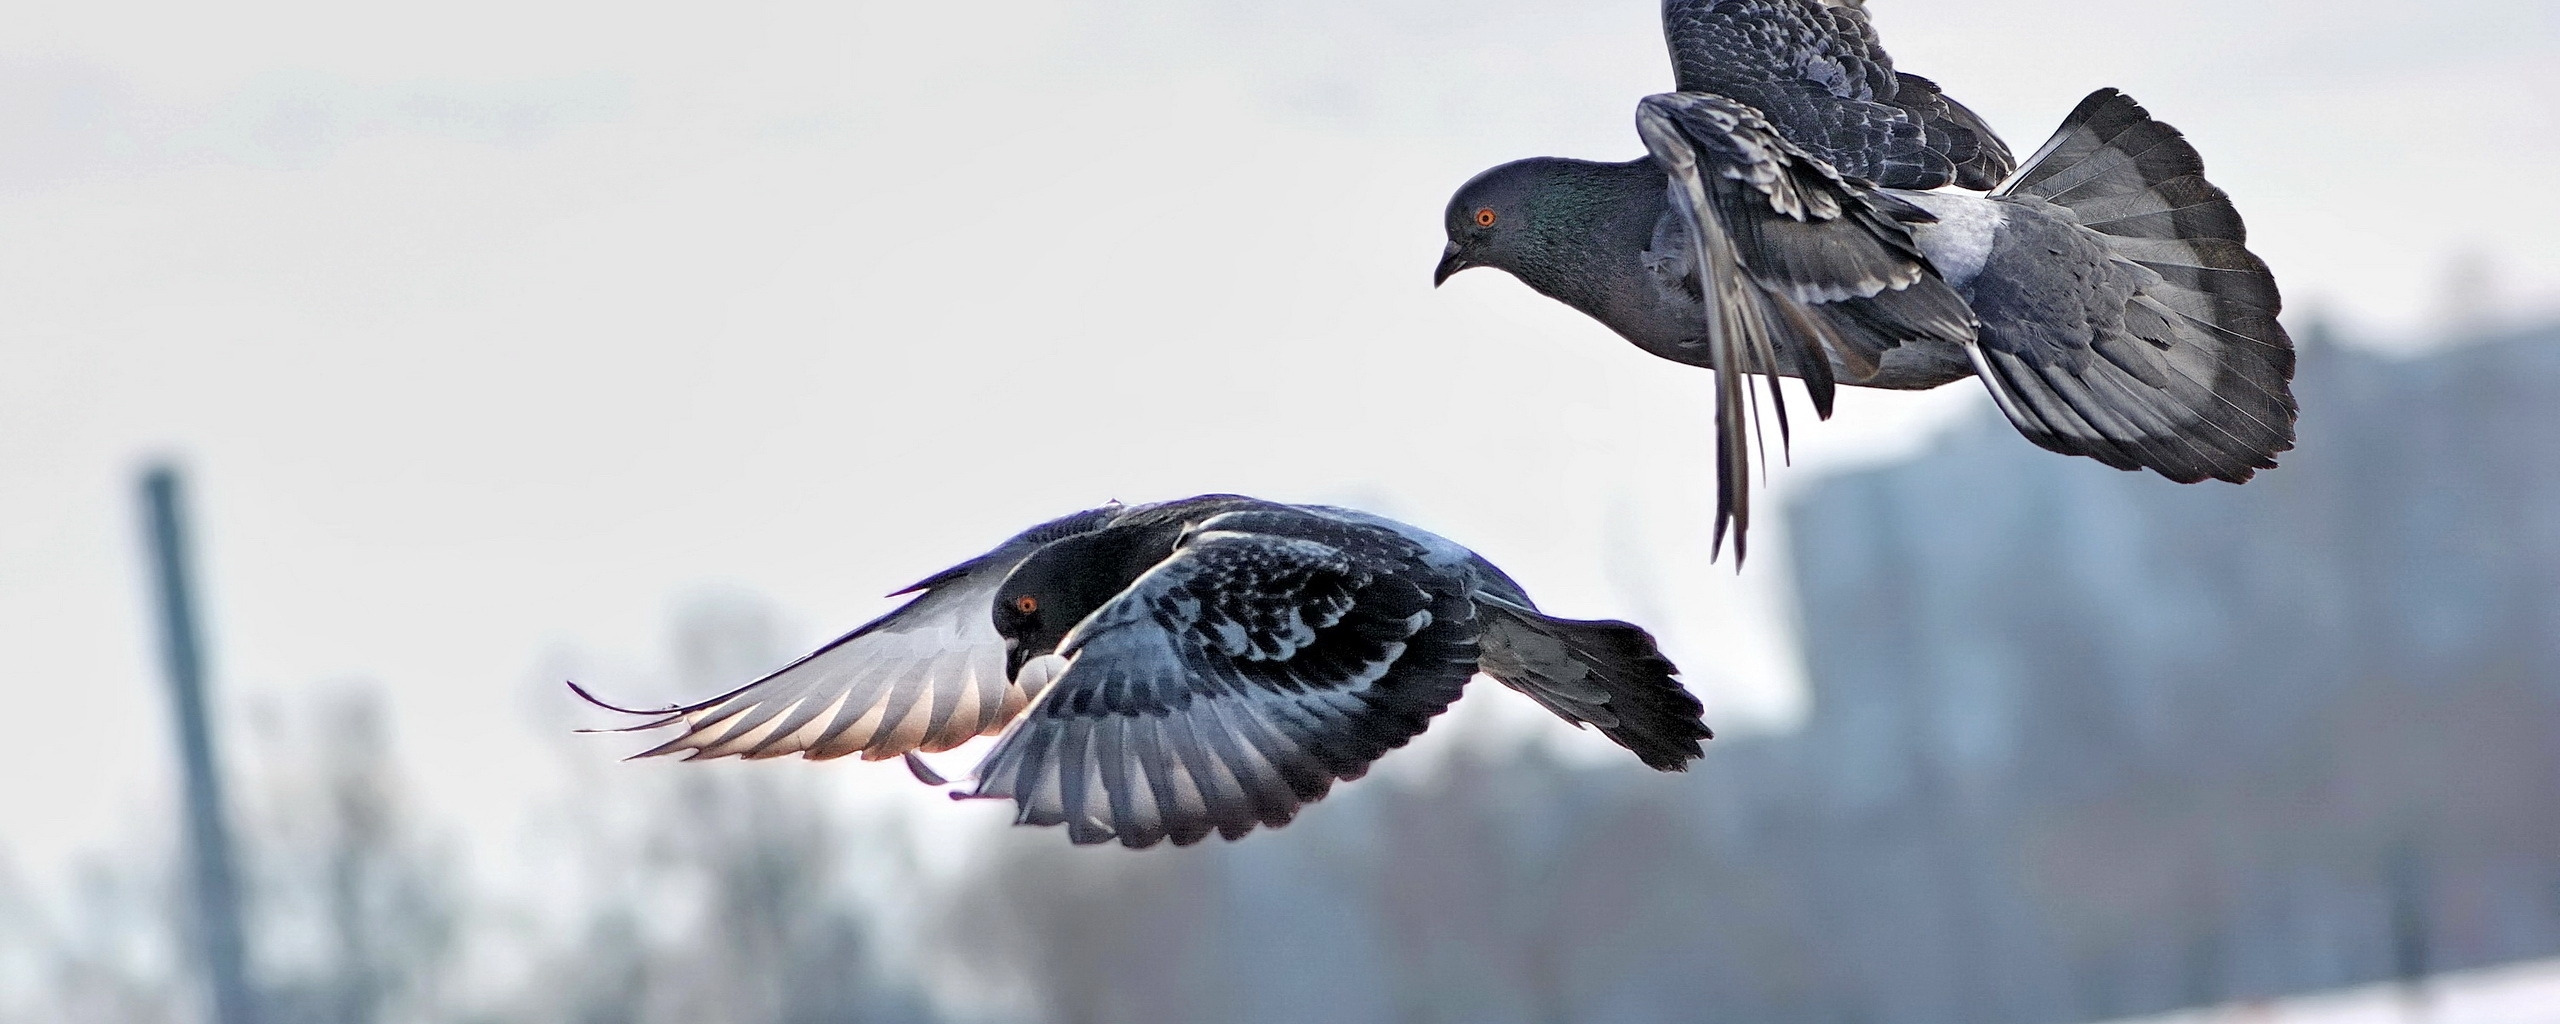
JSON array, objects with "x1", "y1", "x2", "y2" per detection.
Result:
[
  {"x1": 1896, "y1": 73, "x2": 2014, "y2": 191},
  {"x1": 968, "y1": 531, "x2": 1478, "y2": 848},
  {"x1": 1635, "y1": 91, "x2": 1975, "y2": 562},
  {"x1": 594, "y1": 507, "x2": 1121, "y2": 762},
  {"x1": 1661, "y1": 0, "x2": 2012, "y2": 189},
  {"x1": 1970, "y1": 90, "x2": 2296, "y2": 483}
]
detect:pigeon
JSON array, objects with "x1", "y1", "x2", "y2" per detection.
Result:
[
  {"x1": 1436, "y1": 0, "x2": 2295, "y2": 563},
  {"x1": 576, "y1": 496, "x2": 1711, "y2": 849}
]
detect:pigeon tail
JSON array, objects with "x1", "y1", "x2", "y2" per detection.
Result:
[
  {"x1": 1979, "y1": 88, "x2": 2297, "y2": 482},
  {"x1": 1476, "y1": 602, "x2": 1711, "y2": 771}
]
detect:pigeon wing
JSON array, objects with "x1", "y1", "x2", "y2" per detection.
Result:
[
  {"x1": 585, "y1": 506, "x2": 1121, "y2": 762},
  {"x1": 1660, "y1": 0, "x2": 2013, "y2": 189},
  {"x1": 1636, "y1": 91, "x2": 1975, "y2": 562},
  {"x1": 966, "y1": 531, "x2": 1478, "y2": 848}
]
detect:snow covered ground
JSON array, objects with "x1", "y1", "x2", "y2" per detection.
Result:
[{"x1": 2099, "y1": 958, "x2": 2560, "y2": 1024}]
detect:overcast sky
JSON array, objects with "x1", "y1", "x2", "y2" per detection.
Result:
[{"x1": 3, "y1": 0, "x2": 2553, "y2": 885}]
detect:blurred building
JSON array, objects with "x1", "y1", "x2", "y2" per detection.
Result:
[{"x1": 1766, "y1": 320, "x2": 2560, "y2": 1022}]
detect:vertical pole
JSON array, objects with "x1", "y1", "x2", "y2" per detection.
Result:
[{"x1": 142, "y1": 466, "x2": 257, "y2": 1024}]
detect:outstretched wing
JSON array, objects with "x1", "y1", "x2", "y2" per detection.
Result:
[
  {"x1": 967, "y1": 531, "x2": 1478, "y2": 848},
  {"x1": 584, "y1": 506, "x2": 1121, "y2": 761},
  {"x1": 1635, "y1": 91, "x2": 1975, "y2": 562},
  {"x1": 1660, "y1": 0, "x2": 2013, "y2": 189}
]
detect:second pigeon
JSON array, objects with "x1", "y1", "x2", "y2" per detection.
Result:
[{"x1": 1437, "y1": 0, "x2": 2296, "y2": 562}]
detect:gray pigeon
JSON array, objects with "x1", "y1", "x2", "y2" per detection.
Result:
[
  {"x1": 577, "y1": 495, "x2": 1710, "y2": 848},
  {"x1": 1437, "y1": 0, "x2": 2295, "y2": 563}
]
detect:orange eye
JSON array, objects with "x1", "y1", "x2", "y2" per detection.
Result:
[
  {"x1": 1474, "y1": 207, "x2": 1498, "y2": 228},
  {"x1": 1013, "y1": 596, "x2": 1039, "y2": 614}
]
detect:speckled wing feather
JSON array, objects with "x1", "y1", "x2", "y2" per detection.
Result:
[
  {"x1": 586, "y1": 506, "x2": 1122, "y2": 761},
  {"x1": 1210, "y1": 506, "x2": 1709, "y2": 770},
  {"x1": 966, "y1": 527, "x2": 1478, "y2": 849},
  {"x1": 1661, "y1": 0, "x2": 2013, "y2": 189},
  {"x1": 1635, "y1": 91, "x2": 1976, "y2": 562}
]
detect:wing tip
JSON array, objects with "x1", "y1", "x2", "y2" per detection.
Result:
[{"x1": 565, "y1": 679, "x2": 679, "y2": 717}]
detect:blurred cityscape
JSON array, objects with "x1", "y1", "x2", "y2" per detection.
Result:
[{"x1": 5, "y1": 321, "x2": 2558, "y2": 1023}]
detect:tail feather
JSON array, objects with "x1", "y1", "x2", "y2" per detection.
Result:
[
  {"x1": 1476, "y1": 604, "x2": 1710, "y2": 772},
  {"x1": 1978, "y1": 88, "x2": 2297, "y2": 483},
  {"x1": 2108, "y1": 236, "x2": 2283, "y2": 312},
  {"x1": 2061, "y1": 174, "x2": 2245, "y2": 242},
  {"x1": 2003, "y1": 91, "x2": 2199, "y2": 202}
]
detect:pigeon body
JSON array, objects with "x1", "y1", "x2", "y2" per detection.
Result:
[
  {"x1": 1442, "y1": 1, "x2": 2298, "y2": 560},
  {"x1": 1442, "y1": 155, "x2": 1978, "y2": 391},
  {"x1": 582, "y1": 496, "x2": 1710, "y2": 848}
]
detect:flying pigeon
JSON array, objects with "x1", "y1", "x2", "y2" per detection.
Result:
[
  {"x1": 1436, "y1": 0, "x2": 2295, "y2": 563},
  {"x1": 576, "y1": 496, "x2": 1710, "y2": 848}
]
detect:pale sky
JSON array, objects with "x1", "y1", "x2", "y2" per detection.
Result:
[{"x1": 3, "y1": 0, "x2": 2552, "y2": 888}]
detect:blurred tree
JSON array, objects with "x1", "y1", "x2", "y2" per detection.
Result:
[
  {"x1": 506, "y1": 592, "x2": 945, "y2": 1024},
  {"x1": 6, "y1": 856, "x2": 188, "y2": 1024},
  {"x1": 238, "y1": 683, "x2": 460, "y2": 1024}
]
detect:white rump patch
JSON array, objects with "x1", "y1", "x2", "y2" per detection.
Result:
[{"x1": 1896, "y1": 191, "x2": 2005, "y2": 290}]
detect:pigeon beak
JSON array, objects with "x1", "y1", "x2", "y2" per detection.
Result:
[{"x1": 1434, "y1": 242, "x2": 1470, "y2": 287}]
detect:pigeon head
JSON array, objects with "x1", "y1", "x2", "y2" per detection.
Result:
[
  {"x1": 1435, "y1": 157, "x2": 1666, "y2": 303},
  {"x1": 991, "y1": 523, "x2": 1184, "y2": 678},
  {"x1": 1435, "y1": 158, "x2": 1550, "y2": 287}
]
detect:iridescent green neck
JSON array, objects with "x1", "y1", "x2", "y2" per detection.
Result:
[{"x1": 1505, "y1": 159, "x2": 1667, "y2": 316}]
